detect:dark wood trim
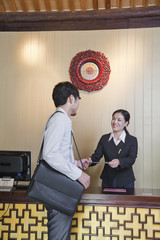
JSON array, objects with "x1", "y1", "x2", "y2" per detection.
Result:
[
  {"x1": 81, "y1": 187, "x2": 160, "y2": 208},
  {"x1": 1, "y1": 188, "x2": 160, "y2": 208},
  {"x1": 81, "y1": 193, "x2": 160, "y2": 208},
  {"x1": 0, "y1": 6, "x2": 160, "y2": 31}
]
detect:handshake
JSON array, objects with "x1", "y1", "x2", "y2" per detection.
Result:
[
  {"x1": 77, "y1": 157, "x2": 92, "y2": 170},
  {"x1": 77, "y1": 157, "x2": 92, "y2": 189}
]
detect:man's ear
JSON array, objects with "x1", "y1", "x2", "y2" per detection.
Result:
[{"x1": 68, "y1": 95, "x2": 74, "y2": 104}]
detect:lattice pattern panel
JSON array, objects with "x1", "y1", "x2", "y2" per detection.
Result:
[
  {"x1": 0, "y1": 203, "x2": 48, "y2": 240},
  {"x1": 0, "y1": 203, "x2": 160, "y2": 240}
]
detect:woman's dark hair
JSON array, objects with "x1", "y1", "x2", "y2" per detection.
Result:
[
  {"x1": 112, "y1": 109, "x2": 130, "y2": 134},
  {"x1": 52, "y1": 81, "x2": 80, "y2": 107}
]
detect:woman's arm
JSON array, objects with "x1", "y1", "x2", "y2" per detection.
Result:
[
  {"x1": 117, "y1": 137, "x2": 138, "y2": 169},
  {"x1": 90, "y1": 137, "x2": 104, "y2": 165}
]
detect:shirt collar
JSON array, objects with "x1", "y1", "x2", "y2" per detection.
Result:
[
  {"x1": 109, "y1": 130, "x2": 126, "y2": 143},
  {"x1": 56, "y1": 107, "x2": 72, "y2": 127},
  {"x1": 56, "y1": 107, "x2": 68, "y2": 116}
]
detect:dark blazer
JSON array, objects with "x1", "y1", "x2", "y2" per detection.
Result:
[{"x1": 91, "y1": 133, "x2": 138, "y2": 188}]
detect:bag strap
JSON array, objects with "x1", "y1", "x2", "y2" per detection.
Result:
[
  {"x1": 72, "y1": 132, "x2": 84, "y2": 171},
  {"x1": 37, "y1": 111, "x2": 60, "y2": 164},
  {"x1": 37, "y1": 111, "x2": 84, "y2": 171}
]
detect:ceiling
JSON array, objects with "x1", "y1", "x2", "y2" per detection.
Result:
[
  {"x1": 0, "y1": 0, "x2": 160, "y2": 31},
  {"x1": 0, "y1": 0, "x2": 159, "y2": 13}
]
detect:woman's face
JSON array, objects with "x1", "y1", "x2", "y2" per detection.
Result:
[{"x1": 111, "y1": 112, "x2": 128, "y2": 133}]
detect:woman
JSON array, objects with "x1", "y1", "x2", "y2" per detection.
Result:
[{"x1": 90, "y1": 109, "x2": 138, "y2": 189}]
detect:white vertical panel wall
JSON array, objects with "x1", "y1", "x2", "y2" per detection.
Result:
[{"x1": 0, "y1": 28, "x2": 160, "y2": 188}]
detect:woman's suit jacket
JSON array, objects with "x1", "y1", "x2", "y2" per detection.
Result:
[{"x1": 91, "y1": 133, "x2": 138, "y2": 188}]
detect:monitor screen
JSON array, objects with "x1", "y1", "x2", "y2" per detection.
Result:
[{"x1": 0, "y1": 151, "x2": 31, "y2": 181}]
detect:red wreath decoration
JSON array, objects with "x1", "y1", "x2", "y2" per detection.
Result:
[{"x1": 69, "y1": 50, "x2": 111, "y2": 92}]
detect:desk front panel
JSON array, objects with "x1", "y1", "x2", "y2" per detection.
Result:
[
  {"x1": 0, "y1": 188, "x2": 160, "y2": 240},
  {"x1": 0, "y1": 203, "x2": 160, "y2": 240}
]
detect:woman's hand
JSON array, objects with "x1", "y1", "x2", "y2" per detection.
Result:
[{"x1": 108, "y1": 159, "x2": 120, "y2": 168}]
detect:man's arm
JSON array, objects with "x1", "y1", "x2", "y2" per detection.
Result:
[{"x1": 78, "y1": 171, "x2": 90, "y2": 189}]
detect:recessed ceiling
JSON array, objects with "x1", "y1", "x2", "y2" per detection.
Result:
[{"x1": 0, "y1": 0, "x2": 159, "y2": 13}]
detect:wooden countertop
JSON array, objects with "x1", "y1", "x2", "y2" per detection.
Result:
[
  {"x1": 0, "y1": 186, "x2": 160, "y2": 208},
  {"x1": 82, "y1": 187, "x2": 160, "y2": 208}
]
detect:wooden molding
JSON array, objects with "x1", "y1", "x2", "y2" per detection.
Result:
[
  {"x1": 0, "y1": 6, "x2": 160, "y2": 31},
  {"x1": 1, "y1": 188, "x2": 160, "y2": 208}
]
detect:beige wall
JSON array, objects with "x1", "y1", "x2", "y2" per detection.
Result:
[{"x1": 0, "y1": 28, "x2": 160, "y2": 189}]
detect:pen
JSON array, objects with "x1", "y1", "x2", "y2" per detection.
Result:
[
  {"x1": 118, "y1": 149, "x2": 121, "y2": 154},
  {"x1": 92, "y1": 162, "x2": 109, "y2": 164}
]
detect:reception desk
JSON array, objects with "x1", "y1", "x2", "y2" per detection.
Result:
[{"x1": 0, "y1": 187, "x2": 160, "y2": 240}]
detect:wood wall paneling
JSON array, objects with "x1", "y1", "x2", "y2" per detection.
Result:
[
  {"x1": 152, "y1": 28, "x2": 160, "y2": 188},
  {"x1": 0, "y1": 28, "x2": 160, "y2": 188},
  {"x1": 143, "y1": 29, "x2": 153, "y2": 189}
]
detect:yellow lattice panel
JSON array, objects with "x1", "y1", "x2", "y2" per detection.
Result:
[{"x1": 0, "y1": 203, "x2": 160, "y2": 240}]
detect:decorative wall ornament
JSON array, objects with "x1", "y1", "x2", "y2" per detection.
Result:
[{"x1": 69, "y1": 50, "x2": 111, "y2": 92}]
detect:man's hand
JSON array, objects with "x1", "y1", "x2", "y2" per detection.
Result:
[
  {"x1": 108, "y1": 159, "x2": 120, "y2": 168},
  {"x1": 77, "y1": 158, "x2": 92, "y2": 170},
  {"x1": 78, "y1": 172, "x2": 90, "y2": 189}
]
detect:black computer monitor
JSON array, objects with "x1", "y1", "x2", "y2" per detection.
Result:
[{"x1": 0, "y1": 151, "x2": 31, "y2": 181}]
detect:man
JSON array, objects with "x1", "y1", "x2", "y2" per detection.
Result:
[{"x1": 42, "y1": 81, "x2": 90, "y2": 240}]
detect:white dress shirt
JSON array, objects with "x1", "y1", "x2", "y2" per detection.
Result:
[
  {"x1": 42, "y1": 107, "x2": 82, "y2": 180},
  {"x1": 108, "y1": 130, "x2": 126, "y2": 145}
]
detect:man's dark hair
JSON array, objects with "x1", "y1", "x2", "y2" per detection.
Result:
[{"x1": 52, "y1": 81, "x2": 80, "y2": 107}]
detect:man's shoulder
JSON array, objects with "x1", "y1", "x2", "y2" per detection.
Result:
[
  {"x1": 47, "y1": 111, "x2": 68, "y2": 127},
  {"x1": 52, "y1": 110, "x2": 67, "y2": 118}
]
